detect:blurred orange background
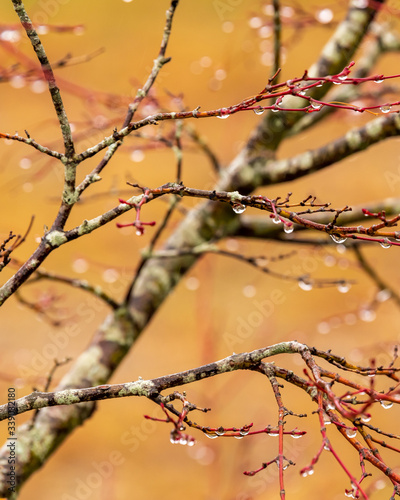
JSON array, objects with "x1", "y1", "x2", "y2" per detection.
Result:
[{"x1": 1, "y1": 1, "x2": 400, "y2": 499}]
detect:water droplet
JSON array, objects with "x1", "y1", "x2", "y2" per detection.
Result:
[
  {"x1": 234, "y1": 434, "x2": 244, "y2": 439},
  {"x1": 330, "y1": 234, "x2": 347, "y2": 244},
  {"x1": 170, "y1": 432, "x2": 180, "y2": 444},
  {"x1": 291, "y1": 433, "x2": 302, "y2": 439},
  {"x1": 232, "y1": 203, "x2": 246, "y2": 214},
  {"x1": 269, "y1": 430, "x2": 279, "y2": 437},
  {"x1": 297, "y1": 89, "x2": 307, "y2": 96},
  {"x1": 205, "y1": 433, "x2": 218, "y2": 439},
  {"x1": 30, "y1": 79, "x2": 47, "y2": 94},
  {"x1": 0, "y1": 29, "x2": 21, "y2": 42},
  {"x1": 10, "y1": 75, "x2": 26, "y2": 89},
  {"x1": 380, "y1": 238, "x2": 391, "y2": 248},
  {"x1": 217, "y1": 108, "x2": 230, "y2": 119},
  {"x1": 318, "y1": 322, "x2": 330, "y2": 334},
  {"x1": 272, "y1": 215, "x2": 281, "y2": 224},
  {"x1": 376, "y1": 289, "x2": 391, "y2": 302},
  {"x1": 326, "y1": 402, "x2": 335, "y2": 411},
  {"x1": 302, "y1": 467, "x2": 314, "y2": 477},
  {"x1": 19, "y1": 158, "x2": 32, "y2": 170},
  {"x1": 337, "y1": 282, "x2": 351, "y2": 294},
  {"x1": 311, "y1": 102, "x2": 322, "y2": 110},
  {"x1": 380, "y1": 400, "x2": 393, "y2": 409},
  {"x1": 316, "y1": 8, "x2": 333, "y2": 24},
  {"x1": 240, "y1": 428, "x2": 250, "y2": 436},
  {"x1": 380, "y1": 105, "x2": 391, "y2": 114},
  {"x1": 215, "y1": 428, "x2": 225, "y2": 436},
  {"x1": 72, "y1": 258, "x2": 89, "y2": 274},
  {"x1": 316, "y1": 81, "x2": 323, "y2": 87},
  {"x1": 136, "y1": 229, "x2": 143, "y2": 236},
  {"x1": 253, "y1": 107, "x2": 265, "y2": 115},
  {"x1": 361, "y1": 415, "x2": 371, "y2": 423},
  {"x1": 130, "y1": 149, "x2": 145, "y2": 162},
  {"x1": 346, "y1": 428, "x2": 357, "y2": 438},
  {"x1": 298, "y1": 279, "x2": 313, "y2": 291},
  {"x1": 271, "y1": 107, "x2": 280, "y2": 113},
  {"x1": 338, "y1": 75, "x2": 347, "y2": 81},
  {"x1": 284, "y1": 224, "x2": 294, "y2": 234},
  {"x1": 374, "y1": 78, "x2": 384, "y2": 84},
  {"x1": 332, "y1": 80, "x2": 341, "y2": 85},
  {"x1": 359, "y1": 308, "x2": 376, "y2": 322},
  {"x1": 323, "y1": 412, "x2": 332, "y2": 425},
  {"x1": 179, "y1": 436, "x2": 188, "y2": 445},
  {"x1": 187, "y1": 439, "x2": 195, "y2": 447}
]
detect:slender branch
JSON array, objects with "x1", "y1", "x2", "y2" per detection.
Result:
[
  {"x1": 11, "y1": 0, "x2": 75, "y2": 158},
  {"x1": 272, "y1": 0, "x2": 281, "y2": 79}
]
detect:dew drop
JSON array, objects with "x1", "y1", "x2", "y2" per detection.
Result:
[
  {"x1": 316, "y1": 8, "x2": 333, "y2": 24},
  {"x1": 217, "y1": 108, "x2": 230, "y2": 119},
  {"x1": 30, "y1": 79, "x2": 47, "y2": 94},
  {"x1": 323, "y1": 413, "x2": 332, "y2": 425},
  {"x1": 374, "y1": 78, "x2": 384, "y2": 84},
  {"x1": 10, "y1": 75, "x2": 26, "y2": 89},
  {"x1": 291, "y1": 433, "x2": 303, "y2": 439},
  {"x1": 179, "y1": 436, "x2": 188, "y2": 445},
  {"x1": 188, "y1": 439, "x2": 195, "y2": 447},
  {"x1": 234, "y1": 434, "x2": 244, "y2": 439},
  {"x1": 361, "y1": 415, "x2": 371, "y2": 423},
  {"x1": 253, "y1": 107, "x2": 265, "y2": 115},
  {"x1": 240, "y1": 428, "x2": 250, "y2": 436},
  {"x1": 232, "y1": 203, "x2": 246, "y2": 214},
  {"x1": 298, "y1": 279, "x2": 313, "y2": 291},
  {"x1": 359, "y1": 308, "x2": 376, "y2": 322},
  {"x1": 338, "y1": 75, "x2": 347, "y2": 81},
  {"x1": 302, "y1": 467, "x2": 314, "y2": 477},
  {"x1": 297, "y1": 89, "x2": 307, "y2": 96},
  {"x1": 316, "y1": 81, "x2": 323, "y2": 88},
  {"x1": 269, "y1": 430, "x2": 279, "y2": 437},
  {"x1": 337, "y1": 282, "x2": 351, "y2": 294},
  {"x1": 380, "y1": 105, "x2": 391, "y2": 114},
  {"x1": 19, "y1": 158, "x2": 32, "y2": 170},
  {"x1": 0, "y1": 30, "x2": 21, "y2": 42},
  {"x1": 380, "y1": 400, "x2": 393, "y2": 409},
  {"x1": 380, "y1": 238, "x2": 391, "y2": 248},
  {"x1": 271, "y1": 107, "x2": 280, "y2": 113},
  {"x1": 272, "y1": 215, "x2": 281, "y2": 224},
  {"x1": 130, "y1": 149, "x2": 145, "y2": 162},
  {"x1": 330, "y1": 234, "x2": 347, "y2": 244},
  {"x1": 136, "y1": 229, "x2": 143, "y2": 236},
  {"x1": 317, "y1": 322, "x2": 330, "y2": 335},
  {"x1": 311, "y1": 102, "x2": 322, "y2": 110},
  {"x1": 215, "y1": 428, "x2": 225, "y2": 436},
  {"x1": 284, "y1": 224, "x2": 294, "y2": 234},
  {"x1": 346, "y1": 428, "x2": 357, "y2": 438},
  {"x1": 376, "y1": 289, "x2": 391, "y2": 302},
  {"x1": 205, "y1": 433, "x2": 218, "y2": 439}
]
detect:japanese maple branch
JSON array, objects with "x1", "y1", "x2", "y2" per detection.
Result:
[{"x1": 11, "y1": 0, "x2": 75, "y2": 158}]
